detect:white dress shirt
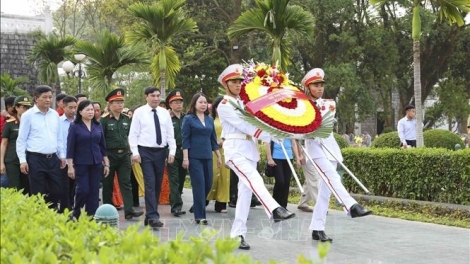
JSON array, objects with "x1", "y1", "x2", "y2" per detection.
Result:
[
  {"x1": 59, "y1": 115, "x2": 74, "y2": 154},
  {"x1": 16, "y1": 105, "x2": 65, "y2": 163},
  {"x1": 128, "y1": 104, "x2": 176, "y2": 156},
  {"x1": 397, "y1": 116, "x2": 417, "y2": 143}
]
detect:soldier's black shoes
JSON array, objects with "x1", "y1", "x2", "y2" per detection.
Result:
[
  {"x1": 239, "y1": 236, "x2": 250, "y2": 250},
  {"x1": 349, "y1": 203, "x2": 373, "y2": 218},
  {"x1": 125, "y1": 211, "x2": 144, "y2": 220},
  {"x1": 172, "y1": 210, "x2": 186, "y2": 217},
  {"x1": 272, "y1": 207, "x2": 295, "y2": 222},
  {"x1": 144, "y1": 218, "x2": 164, "y2": 228},
  {"x1": 312, "y1": 230, "x2": 333, "y2": 242}
]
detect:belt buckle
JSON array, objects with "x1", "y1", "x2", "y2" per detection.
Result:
[
  {"x1": 117, "y1": 149, "x2": 124, "y2": 153},
  {"x1": 246, "y1": 135, "x2": 252, "y2": 140},
  {"x1": 46, "y1": 154, "x2": 53, "y2": 158}
]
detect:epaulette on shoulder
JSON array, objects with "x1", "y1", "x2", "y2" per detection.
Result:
[
  {"x1": 101, "y1": 112, "x2": 110, "y2": 118},
  {"x1": 6, "y1": 117, "x2": 16, "y2": 122}
]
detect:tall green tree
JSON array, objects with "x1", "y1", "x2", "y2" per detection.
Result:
[
  {"x1": 370, "y1": 0, "x2": 470, "y2": 147},
  {"x1": 227, "y1": 0, "x2": 314, "y2": 71},
  {"x1": 27, "y1": 32, "x2": 76, "y2": 102},
  {"x1": 0, "y1": 73, "x2": 29, "y2": 97},
  {"x1": 127, "y1": 0, "x2": 198, "y2": 98},
  {"x1": 75, "y1": 30, "x2": 147, "y2": 97}
]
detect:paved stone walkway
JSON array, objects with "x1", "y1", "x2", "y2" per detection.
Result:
[{"x1": 117, "y1": 189, "x2": 470, "y2": 264}]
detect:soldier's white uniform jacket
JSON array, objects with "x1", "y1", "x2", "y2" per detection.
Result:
[
  {"x1": 217, "y1": 95, "x2": 271, "y2": 162},
  {"x1": 305, "y1": 98, "x2": 343, "y2": 162},
  {"x1": 217, "y1": 94, "x2": 281, "y2": 238}
]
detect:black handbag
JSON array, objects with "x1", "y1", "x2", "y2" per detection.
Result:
[{"x1": 264, "y1": 141, "x2": 275, "y2": 177}]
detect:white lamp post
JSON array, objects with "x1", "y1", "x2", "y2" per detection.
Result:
[{"x1": 62, "y1": 54, "x2": 87, "y2": 94}]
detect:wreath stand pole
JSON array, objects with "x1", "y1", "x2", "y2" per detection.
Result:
[
  {"x1": 279, "y1": 140, "x2": 304, "y2": 194},
  {"x1": 319, "y1": 140, "x2": 371, "y2": 195}
]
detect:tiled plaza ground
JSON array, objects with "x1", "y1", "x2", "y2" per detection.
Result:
[{"x1": 117, "y1": 189, "x2": 470, "y2": 264}]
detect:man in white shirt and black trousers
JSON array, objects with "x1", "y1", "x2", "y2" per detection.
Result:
[
  {"x1": 128, "y1": 86, "x2": 176, "y2": 229},
  {"x1": 397, "y1": 105, "x2": 417, "y2": 148}
]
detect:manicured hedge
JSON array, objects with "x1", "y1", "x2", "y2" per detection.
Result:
[
  {"x1": 341, "y1": 148, "x2": 470, "y2": 205},
  {"x1": 0, "y1": 190, "x2": 258, "y2": 263},
  {"x1": 372, "y1": 130, "x2": 466, "y2": 150},
  {"x1": 423, "y1": 129, "x2": 466, "y2": 150}
]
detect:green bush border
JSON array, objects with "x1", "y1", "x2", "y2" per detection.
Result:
[{"x1": 341, "y1": 148, "x2": 470, "y2": 205}]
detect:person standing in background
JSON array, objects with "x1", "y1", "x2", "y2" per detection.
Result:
[
  {"x1": 93, "y1": 102, "x2": 102, "y2": 122},
  {"x1": 397, "y1": 105, "x2": 417, "y2": 148},
  {"x1": 128, "y1": 86, "x2": 176, "y2": 229},
  {"x1": 58, "y1": 96, "x2": 78, "y2": 213},
  {"x1": 67, "y1": 100, "x2": 109, "y2": 219},
  {"x1": 0, "y1": 96, "x2": 16, "y2": 188},
  {"x1": 166, "y1": 89, "x2": 187, "y2": 217},
  {"x1": 207, "y1": 96, "x2": 230, "y2": 213},
  {"x1": 181, "y1": 93, "x2": 221, "y2": 225},
  {"x1": 56, "y1": 93, "x2": 67, "y2": 116},
  {"x1": 1, "y1": 96, "x2": 32, "y2": 193},
  {"x1": 101, "y1": 88, "x2": 143, "y2": 220},
  {"x1": 16, "y1": 85, "x2": 66, "y2": 210},
  {"x1": 265, "y1": 138, "x2": 301, "y2": 209},
  {"x1": 75, "y1": 94, "x2": 88, "y2": 104}
]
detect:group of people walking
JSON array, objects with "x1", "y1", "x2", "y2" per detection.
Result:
[{"x1": 0, "y1": 64, "x2": 373, "y2": 250}]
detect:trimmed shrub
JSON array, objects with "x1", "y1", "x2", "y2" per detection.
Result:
[
  {"x1": 334, "y1": 133, "x2": 349, "y2": 149},
  {"x1": 372, "y1": 129, "x2": 466, "y2": 150},
  {"x1": 423, "y1": 129, "x2": 466, "y2": 150},
  {"x1": 371, "y1": 131, "x2": 400, "y2": 148},
  {"x1": 341, "y1": 148, "x2": 470, "y2": 205},
  {"x1": 0, "y1": 190, "x2": 257, "y2": 263}
]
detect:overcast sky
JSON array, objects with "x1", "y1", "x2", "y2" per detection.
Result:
[{"x1": 2, "y1": 0, "x2": 469, "y2": 23}]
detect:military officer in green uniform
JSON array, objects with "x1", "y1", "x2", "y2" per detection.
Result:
[
  {"x1": 0, "y1": 96, "x2": 31, "y2": 194},
  {"x1": 166, "y1": 89, "x2": 187, "y2": 216},
  {"x1": 100, "y1": 88, "x2": 143, "y2": 219}
]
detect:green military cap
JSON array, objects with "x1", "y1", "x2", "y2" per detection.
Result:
[
  {"x1": 167, "y1": 89, "x2": 184, "y2": 103},
  {"x1": 14, "y1": 96, "x2": 32, "y2": 106},
  {"x1": 105, "y1": 88, "x2": 125, "y2": 102}
]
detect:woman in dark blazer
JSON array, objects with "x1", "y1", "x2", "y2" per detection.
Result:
[
  {"x1": 67, "y1": 100, "x2": 110, "y2": 219},
  {"x1": 182, "y1": 93, "x2": 221, "y2": 225}
]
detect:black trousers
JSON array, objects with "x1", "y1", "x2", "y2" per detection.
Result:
[
  {"x1": 130, "y1": 168, "x2": 139, "y2": 206},
  {"x1": 272, "y1": 159, "x2": 292, "y2": 208},
  {"x1": 400, "y1": 140, "x2": 417, "y2": 147},
  {"x1": 26, "y1": 152, "x2": 63, "y2": 209},
  {"x1": 58, "y1": 165, "x2": 76, "y2": 213}
]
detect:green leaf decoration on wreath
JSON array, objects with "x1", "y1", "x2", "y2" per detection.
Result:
[{"x1": 229, "y1": 100, "x2": 334, "y2": 139}]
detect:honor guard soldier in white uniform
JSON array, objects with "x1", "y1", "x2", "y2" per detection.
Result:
[
  {"x1": 302, "y1": 68, "x2": 372, "y2": 243},
  {"x1": 217, "y1": 64, "x2": 295, "y2": 250}
]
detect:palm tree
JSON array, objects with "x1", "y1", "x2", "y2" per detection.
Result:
[
  {"x1": 227, "y1": 0, "x2": 314, "y2": 71},
  {"x1": 27, "y1": 32, "x2": 76, "y2": 100},
  {"x1": 0, "y1": 73, "x2": 28, "y2": 97},
  {"x1": 127, "y1": 0, "x2": 198, "y2": 98},
  {"x1": 75, "y1": 30, "x2": 148, "y2": 97},
  {"x1": 370, "y1": 0, "x2": 470, "y2": 147}
]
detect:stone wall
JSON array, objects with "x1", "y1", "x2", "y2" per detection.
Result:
[
  {"x1": 1, "y1": 11, "x2": 52, "y2": 97},
  {"x1": 1, "y1": 32, "x2": 39, "y2": 95}
]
